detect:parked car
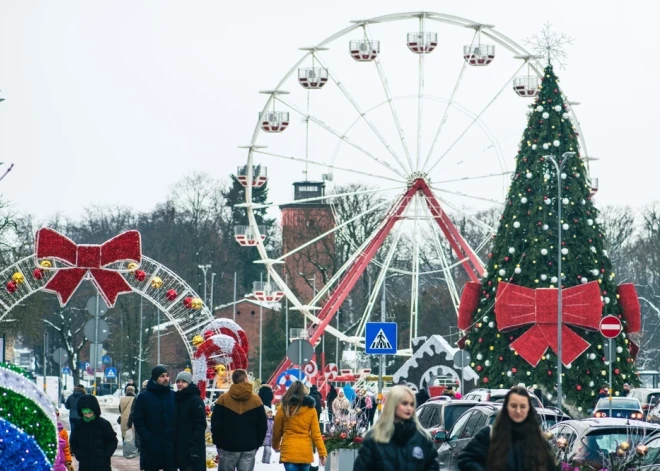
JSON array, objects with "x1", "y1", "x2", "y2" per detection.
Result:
[
  {"x1": 415, "y1": 399, "x2": 480, "y2": 449},
  {"x1": 629, "y1": 388, "x2": 660, "y2": 419},
  {"x1": 461, "y1": 388, "x2": 544, "y2": 408},
  {"x1": 435, "y1": 402, "x2": 569, "y2": 470},
  {"x1": 547, "y1": 418, "x2": 660, "y2": 464},
  {"x1": 592, "y1": 397, "x2": 644, "y2": 419}
]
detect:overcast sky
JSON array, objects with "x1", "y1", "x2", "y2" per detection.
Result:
[{"x1": 0, "y1": 0, "x2": 657, "y2": 223}]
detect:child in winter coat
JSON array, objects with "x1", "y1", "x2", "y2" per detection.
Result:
[
  {"x1": 55, "y1": 410, "x2": 74, "y2": 471},
  {"x1": 262, "y1": 406, "x2": 274, "y2": 464},
  {"x1": 70, "y1": 394, "x2": 118, "y2": 471}
]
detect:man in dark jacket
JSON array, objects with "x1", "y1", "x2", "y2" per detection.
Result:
[
  {"x1": 597, "y1": 383, "x2": 609, "y2": 400},
  {"x1": 309, "y1": 385, "x2": 323, "y2": 420},
  {"x1": 133, "y1": 365, "x2": 176, "y2": 471},
  {"x1": 258, "y1": 383, "x2": 274, "y2": 408},
  {"x1": 65, "y1": 384, "x2": 86, "y2": 433},
  {"x1": 69, "y1": 394, "x2": 118, "y2": 471},
  {"x1": 327, "y1": 384, "x2": 338, "y2": 425},
  {"x1": 212, "y1": 369, "x2": 267, "y2": 471},
  {"x1": 416, "y1": 386, "x2": 430, "y2": 406},
  {"x1": 174, "y1": 371, "x2": 206, "y2": 471}
]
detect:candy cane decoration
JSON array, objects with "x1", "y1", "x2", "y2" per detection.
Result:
[{"x1": 202, "y1": 318, "x2": 249, "y2": 353}]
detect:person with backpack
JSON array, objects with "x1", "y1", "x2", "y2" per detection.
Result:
[
  {"x1": 354, "y1": 385, "x2": 438, "y2": 471},
  {"x1": 457, "y1": 386, "x2": 558, "y2": 471}
]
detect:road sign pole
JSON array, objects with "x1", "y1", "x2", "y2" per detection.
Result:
[
  {"x1": 43, "y1": 331, "x2": 48, "y2": 392},
  {"x1": 609, "y1": 338, "x2": 613, "y2": 418},
  {"x1": 93, "y1": 294, "x2": 99, "y2": 395}
]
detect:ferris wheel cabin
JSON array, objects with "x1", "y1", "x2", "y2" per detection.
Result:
[
  {"x1": 513, "y1": 75, "x2": 540, "y2": 97},
  {"x1": 349, "y1": 40, "x2": 380, "y2": 61},
  {"x1": 298, "y1": 67, "x2": 329, "y2": 89},
  {"x1": 237, "y1": 165, "x2": 268, "y2": 188},
  {"x1": 407, "y1": 32, "x2": 438, "y2": 54},
  {"x1": 463, "y1": 43, "x2": 495, "y2": 66},
  {"x1": 260, "y1": 111, "x2": 290, "y2": 133},
  {"x1": 590, "y1": 177, "x2": 599, "y2": 197},
  {"x1": 234, "y1": 225, "x2": 266, "y2": 246},
  {"x1": 252, "y1": 281, "x2": 284, "y2": 303}
]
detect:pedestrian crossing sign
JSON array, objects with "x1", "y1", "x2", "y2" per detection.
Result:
[{"x1": 365, "y1": 322, "x2": 397, "y2": 355}]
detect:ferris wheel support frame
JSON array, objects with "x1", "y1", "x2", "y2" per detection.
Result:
[{"x1": 266, "y1": 177, "x2": 483, "y2": 385}]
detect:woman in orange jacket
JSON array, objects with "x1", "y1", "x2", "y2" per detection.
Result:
[{"x1": 272, "y1": 381, "x2": 327, "y2": 471}]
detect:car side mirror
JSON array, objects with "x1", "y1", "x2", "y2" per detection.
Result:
[{"x1": 434, "y1": 431, "x2": 448, "y2": 443}]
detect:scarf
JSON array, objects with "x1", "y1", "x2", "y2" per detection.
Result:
[{"x1": 81, "y1": 408, "x2": 96, "y2": 422}]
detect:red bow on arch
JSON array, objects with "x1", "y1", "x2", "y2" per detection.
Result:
[
  {"x1": 495, "y1": 281, "x2": 603, "y2": 367},
  {"x1": 35, "y1": 228, "x2": 141, "y2": 307}
]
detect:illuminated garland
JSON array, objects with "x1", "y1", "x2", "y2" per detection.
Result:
[
  {"x1": 0, "y1": 364, "x2": 57, "y2": 431},
  {"x1": 0, "y1": 418, "x2": 52, "y2": 471},
  {"x1": 0, "y1": 362, "x2": 32, "y2": 379},
  {"x1": 0, "y1": 386, "x2": 57, "y2": 463}
]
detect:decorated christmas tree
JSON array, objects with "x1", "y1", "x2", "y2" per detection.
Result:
[{"x1": 457, "y1": 63, "x2": 641, "y2": 413}]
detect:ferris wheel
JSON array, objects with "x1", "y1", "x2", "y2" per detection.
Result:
[{"x1": 237, "y1": 12, "x2": 591, "y2": 383}]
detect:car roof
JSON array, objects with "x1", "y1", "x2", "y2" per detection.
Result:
[
  {"x1": 557, "y1": 418, "x2": 660, "y2": 431},
  {"x1": 470, "y1": 401, "x2": 569, "y2": 417},
  {"x1": 421, "y1": 399, "x2": 480, "y2": 407},
  {"x1": 595, "y1": 397, "x2": 641, "y2": 405},
  {"x1": 632, "y1": 388, "x2": 660, "y2": 393}
]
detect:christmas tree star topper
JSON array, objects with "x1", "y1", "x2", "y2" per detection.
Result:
[{"x1": 524, "y1": 22, "x2": 574, "y2": 69}]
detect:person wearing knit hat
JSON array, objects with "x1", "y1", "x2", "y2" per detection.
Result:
[
  {"x1": 133, "y1": 365, "x2": 176, "y2": 470},
  {"x1": 174, "y1": 369, "x2": 206, "y2": 470}
]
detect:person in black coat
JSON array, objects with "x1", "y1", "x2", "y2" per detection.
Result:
[
  {"x1": 457, "y1": 386, "x2": 558, "y2": 471},
  {"x1": 258, "y1": 383, "x2": 274, "y2": 408},
  {"x1": 69, "y1": 394, "x2": 118, "y2": 471},
  {"x1": 415, "y1": 386, "x2": 430, "y2": 406},
  {"x1": 174, "y1": 371, "x2": 207, "y2": 471},
  {"x1": 64, "y1": 384, "x2": 86, "y2": 433},
  {"x1": 354, "y1": 385, "x2": 438, "y2": 471},
  {"x1": 133, "y1": 365, "x2": 177, "y2": 471},
  {"x1": 309, "y1": 385, "x2": 323, "y2": 420},
  {"x1": 326, "y1": 384, "x2": 338, "y2": 424}
]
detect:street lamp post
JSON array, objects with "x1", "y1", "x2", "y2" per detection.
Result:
[
  {"x1": 545, "y1": 151, "x2": 576, "y2": 411},
  {"x1": 198, "y1": 264, "x2": 212, "y2": 306}
]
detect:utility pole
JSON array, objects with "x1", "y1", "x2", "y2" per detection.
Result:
[
  {"x1": 259, "y1": 273, "x2": 264, "y2": 380},
  {"x1": 198, "y1": 264, "x2": 212, "y2": 306},
  {"x1": 210, "y1": 272, "x2": 216, "y2": 313},
  {"x1": 233, "y1": 272, "x2": 237, "y2": 321},
  {"x1": 137, "y1": 297, "x2": 143, "y2": 386}
]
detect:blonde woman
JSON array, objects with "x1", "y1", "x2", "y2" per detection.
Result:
[
  {"x1": 354, "y1": 385, "x2": 438, "y2": 471},
  {"x1": 272, "y1": 381, "x2": 327, "y2": 471}
]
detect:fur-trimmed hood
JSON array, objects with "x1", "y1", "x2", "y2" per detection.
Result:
[{"x1": 287, "y1": 394, "x2": 316, "y2": 408}]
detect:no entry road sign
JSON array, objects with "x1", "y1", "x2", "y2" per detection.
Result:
[{"x1": 600, "y1": 315, "x2": 623, "y2": 339}]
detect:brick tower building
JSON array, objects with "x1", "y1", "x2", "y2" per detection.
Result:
[{"x1": 280, "y1": 181, "x2": 335, "y2": 304}]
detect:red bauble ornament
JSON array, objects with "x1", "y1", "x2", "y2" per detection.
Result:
[
  {"x1": 32, "y1": 268, "x2": 44, "y2": 280},
  {"x1": 499, "y1": 356, "x2": 503, "y2": 361},
  {"x1": 478, "y1": 338, "x2": 483, "y2": 343},
  {"x1": 5, "y1": 281, "x2": 17, "y2": 293},
  {"x1": 477, "y1": 365, "x2": 482, "y2": 371},
  {"x1": 576, "y1": 385, "x2": 582, "y2": 391},
  {"x1": 483, "y1": 377, "x2": 489, "y2": 383},
  {"x1": 615, "y1": 369, "x2": 620, "y2": 375},
  {"x1": 547, "y1": 370, "x2": 552, "y2": 376},
  {"x1": 166, "y1": 289, "x2": 178, "y2": 301},
  {"x1": 504, "y1": 257, "x2": 509, "y2": 262},
  {"x1": 511, "y1": 368, "x2": 517, "y2": 374},
  {"x1": 183, "y1": 297, "x2": 194, "y2": 309},
  {"x1": 134, "y1": 270, "x2": 147, "y2": 282}
]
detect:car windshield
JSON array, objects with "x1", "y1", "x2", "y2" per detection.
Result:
[
  {"x1": 443, "y1": 404, "x2": 475, "y2": 431},
  {"x1": 596, "y1": 399, "x2": 639, "y2": 409},
  {"x1": 582, "y1": 428, "x2": 650, "y2": 457}
]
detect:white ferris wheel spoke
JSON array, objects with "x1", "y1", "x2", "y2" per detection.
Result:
[
  {"x1": 311, "y1": 52, "x2": 410, "y2": 176},
  {"x1": 363, "y1": 25, "x2": 414, "y2": 173},
  {"x1": 421, "y1": 30, "x2": 477, "y2": 171},
  {"x1": 240, "y1": 185, "x2": 403, "y2": 210},
  {"x1": 432, "y1": 170, "x2": 513, "y2": 186},
  {"x1": 430, "y1": 185, "x2": 505, "y2": 206},
  {"x1": 274, "y1": 198, "x2": 392, "y2": 263},
  {"x1": 416, "y1": 15, "x2": 427, "y2": 172},
  {"x1": 275, "y1": 96, "x2": 407, "y2": 179},
  {"x1": 426, "y1": 216, "x2": 462, "y2": 314},
  {"x1": 426, "y1": 61, "x2": 526, "y2": 174},
  {"x1": 253, "y1": 150, "x2": 406, "y2": 184},
  {"x1": 355, "y1": 228, "x2": 405, "y2": 339}
]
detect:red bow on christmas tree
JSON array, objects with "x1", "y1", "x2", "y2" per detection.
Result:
[
  {"x1": 495, "y1": 281, "x2": 603, "y2": 367},
  {"x1": 35, "y1": 228, "x2": 142, "y2": 307}
]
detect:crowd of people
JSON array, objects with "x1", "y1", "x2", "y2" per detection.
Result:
[{"x1": 57, "y1": 370, "x2": 567, "y2": 471}]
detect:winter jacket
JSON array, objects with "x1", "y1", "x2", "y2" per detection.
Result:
[
  {"x1": 132, "y1": 379, "x2": 176, "y2": 469},
  {"x1": 174, "y1": 383, "x2": 207, "y2": 471},
  {"x1": 344, "y1": 384, "x2": 356, "y2": 403},
  {"x1": 309, "y1": 386, "x2": 323, "y2": 418},
  {"x1": 457, "y1": 425, "x2": 559, "y2": 471},
  {"x1": 57, "y1": 422, "x2": 72, "y2": 463},
  {"x1": 64, "y1": 387, "x2": 86, "y2": 420},
  {"x1": 332, "y1": 395, "x2": 350, "y2": 416},
  {"x1": 211, "y1": 382, "x2": 267, "y2": 452},
  {"x1": 118, "y1": 392, "x2": 136, "y2": 438},
  {"x1": 69, "y1": 395, "x2": 118, "y2": 471},
  {"x1": 258, "y1": 384, "x2": 274, "y2": 408},
  {"x1": 272, "y1": 395, "x2": 327, "y2": 464},
  {"x1": 327, "y1": 386, "x2": 338, "y2": 415},
  {"x1": 416, "y1": 389, "x2": 430, "y2": 406},
  {"x1": 263, "y1": 417, "x2": 274, "y2": 446},
  {"x1": 354, "y1": 420, "x2": 438, "y2": 471}
]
